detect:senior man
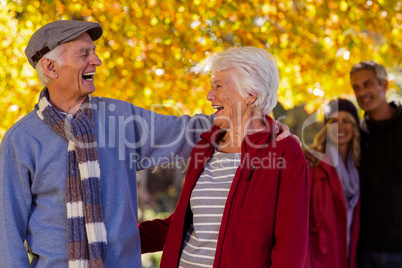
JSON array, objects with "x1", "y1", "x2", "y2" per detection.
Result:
[
  {"x1": 0, "y1": 20, "x2": 215, "y2": 267},
  {"x1": 0, "y1": 20, "x2": 292, "y2": 267}
]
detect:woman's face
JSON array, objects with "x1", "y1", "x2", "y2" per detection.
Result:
[
  {"x1": 327, "y1": 111, "x2": 355, "y2": 146},
  {"x1": 207, "y1": 70, "x2": 249, "y2": 130}
]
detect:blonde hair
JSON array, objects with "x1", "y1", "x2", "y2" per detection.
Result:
[{"x1": 310, "y1": 112, "x2": 361, "y2": 166}]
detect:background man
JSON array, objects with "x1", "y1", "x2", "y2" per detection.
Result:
[{"x1": 350, "y1": 61, "x2": 402, "y2": 267}]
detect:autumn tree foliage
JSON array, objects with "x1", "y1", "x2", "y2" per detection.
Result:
[{"x1": 1, "y1": 0, "x2": 401, "y2": 140}]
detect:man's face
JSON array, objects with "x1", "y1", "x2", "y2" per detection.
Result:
[
  {"x1": 54, "y1": 32, "x2": 102, "y2": 106},
  {"x1": 351, "y1": 69, "x2": 387, "y2": 115}
]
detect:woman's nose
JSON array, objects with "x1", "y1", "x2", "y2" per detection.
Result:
[{"x1": 206, "y1": 89, "x2": 214, "y2": 101}]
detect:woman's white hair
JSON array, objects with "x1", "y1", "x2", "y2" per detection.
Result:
[
  {"x1": 35, "y1": 43, "x2": 67, "y2": 87},
  {"x1": 206, "y1": 47, "x2": 280, "y2": 116}
]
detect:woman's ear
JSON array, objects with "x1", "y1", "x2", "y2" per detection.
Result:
[
  {"x1": 246, "y1": 94, "x2": 257, "y2": 104},
  {"x1": 40, "y1": 58, "x2": 58, "y2": 79}
]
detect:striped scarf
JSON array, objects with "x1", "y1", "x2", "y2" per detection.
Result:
[{"x1": 35, "y1": 88, "x2": 107, "y2": 267}]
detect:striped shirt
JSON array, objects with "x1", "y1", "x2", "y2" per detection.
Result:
[{"x1": 178, "y1": 150, "x2": 241, "y2": 268}]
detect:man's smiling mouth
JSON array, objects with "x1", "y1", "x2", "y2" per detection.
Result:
[{"x1": 82, "y1": 72, "x2": 95, "y2": 81}]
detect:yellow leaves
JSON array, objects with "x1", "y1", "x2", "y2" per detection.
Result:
[
  {"x1": 326, "y1": 12, "x2": 340, "y2": 28},
  {"x1": 280, "y1": 34, "x2": 289, "y2": 48},
  {"x1": 108, "y1": 39, "x2": 120, "y2": 50},
  {"x1": 149, "y1": 17, "x2": 158, "y2": 26},
  {"x1": 96, "y1": 2, "x2": 105, "y2": 10},
  {"x1": 261, "y1": 3, "x2": 276, "y2": 15},
  {"x1": 304, "y1": 100, "x2": 321, "y2": 114},
  {"x1": 207, "y1": 0, "x2": 216, "y2": 8},
  {"x1": 116, "y1": 57, "x2": 124, "y2": 66},
  {"x1": 277, "y1": 11, "x2": 285, "y2": 20},
  {"x1": 306, "y1": 4, "x2": 316, "y2": 19},
  {"x1": 392, "y1": 27, "x2": 400, "y2": 36},
  {"x1": 27, "y1": 4, "x2": 37, "y2": 14},
  {"x1": 278, "y1": 85, "x2": 294, "y2": 110},
  {"x1": 144, "y1": 87, "x2": 152, "y2": 97},
  {"x1": 229, "y1": 14, "x2": 238, "y2": 23},
  {"x1": 337, "y1": 34, "x2": 346, "y2": 44},
  {"x1": 1, "y1": 0, "x2": 402, "y2": 141},
  {"x1": 99, "y1": 15, "x2": 106, "y2": 22},
  {"x1": 328, "y1": 1, "x2": 338, "y2": 10},
  {"x1": 340, "y1": 1, "x2": 348, "y2": 12},
  {"x1": 397, "y1": 13, "x2": 402, "y2": 22}
]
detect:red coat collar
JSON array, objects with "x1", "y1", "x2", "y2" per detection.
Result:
[
  {"x1": 317, "y1": 154, "x2": 334, "y2": 174},
  {"x1": 199, "y1": 115, "x2": 277, "y2": 155}
]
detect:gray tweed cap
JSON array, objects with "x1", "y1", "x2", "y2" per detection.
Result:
[{"x1": 25, "y1": 20, "x2": 103, "y2": 68}]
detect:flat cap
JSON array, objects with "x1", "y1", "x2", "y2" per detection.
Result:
[{"x1": 25, "y1": 20, "x2": 103, "y2": 68}]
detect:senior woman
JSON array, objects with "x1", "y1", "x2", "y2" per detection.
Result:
[
  {"x1": 305, "y1": 99, "x2": 361, "y2": 268},
  {"x1": 139, "y1": 47, "x2": 309, "y2": 267}
]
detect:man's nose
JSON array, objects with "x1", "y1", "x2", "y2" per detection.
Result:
[{"x1": 90, "y1": 53, "x2": 102, "y2": 66}]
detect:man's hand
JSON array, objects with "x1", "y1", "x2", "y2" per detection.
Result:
[{"x1": 275, "y1": 121, "x2": 302, "y2": 147}]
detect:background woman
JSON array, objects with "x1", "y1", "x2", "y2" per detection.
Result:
[
  {"x1": 305, "y1": 98, "x2": 361, "y2": 268},
  {"x1": 139, "y1": 47, "x2": 309, "y2": 267}
]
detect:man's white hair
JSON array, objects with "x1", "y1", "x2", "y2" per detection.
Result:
[
  {"x1": 206, "y1": 47, "x2": 280, "y2": 117},
  {"x1": 35, "y1": 43, "x2": 67, "y2": 87}
]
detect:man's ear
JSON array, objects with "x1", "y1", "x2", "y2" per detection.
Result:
[
  {"x1": 40, "y1": 58, "x2": 58, "y2": 79},
  {"x1": 381, "y1": 79, "x2": 389, "y2": 93}
]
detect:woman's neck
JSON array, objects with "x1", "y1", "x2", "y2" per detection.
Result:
[
  {"x1": 217, "y1": 115, "x2": 266, "y2": 153},
  {"x1": 338, "y1": 143, "x2": 349, "y2": 165}
]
